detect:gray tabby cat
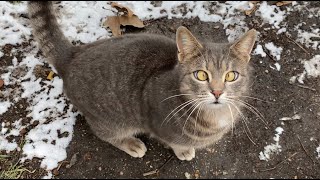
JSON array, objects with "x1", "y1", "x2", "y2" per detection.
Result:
[{"x1": 28, "y1": 1, "x2": 257, "y2": 161}]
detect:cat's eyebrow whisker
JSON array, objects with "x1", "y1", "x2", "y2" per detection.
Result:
[{"x1": 227, "y1": 97, "x2": 268, "y2": 127}]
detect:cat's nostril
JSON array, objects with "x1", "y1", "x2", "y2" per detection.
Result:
[{"x1": 211, "y1": 90, "x2": 223, "y2": 99}]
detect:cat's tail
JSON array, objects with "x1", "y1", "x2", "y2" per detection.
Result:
[{"x1": 28, "y1": 1, "x2": 73, "y2": 71}]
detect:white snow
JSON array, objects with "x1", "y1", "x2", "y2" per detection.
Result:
[
  {"x1": 253, "y1": 45, "x2": 267, "y2": 58},
  {"x1": 255, "y1": 1, "x2": 286, "y2": 29},
  {"x1": 259, "y1": 127, "x2": 284, "y2": 161},
  {"x1": 317, "y1": 146, "x2": 320, "y2": 159},
  {"x1": 0, "y1": 101, "x2": 12, "y2": 115},
  {"x1": 265, "y1": 42, "x2": 283, "y2": 61},
  {"x1": 295, "y1": 55, "x2": 320, "y2": 84}
]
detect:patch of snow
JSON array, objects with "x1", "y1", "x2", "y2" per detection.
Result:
[
  {"x1": 296, "y1": 55, "x2": 320, "y2": 84},
  {"x1": 259, "y1": 127, "x2": 284, "y2": 161},
  {"x1": 265, "y1": 42, "x2": 283, "y2": 61},
  {"x1": 253, "y1": 44, "x2": 266, "y2": 58},
  {"x1": 255, "y1": 1, "x2": 286, "y2": 29},
  {"x1": 0, "y1": 101, "x2": 12, "y2": 115}
]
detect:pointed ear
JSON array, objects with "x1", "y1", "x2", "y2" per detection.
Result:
[
  {"x1": 176, "y1": 26, "x2": 203, "y2": 63},
  {"x1": 230, "y1": 29, "x2": 257, "y2": 63}
]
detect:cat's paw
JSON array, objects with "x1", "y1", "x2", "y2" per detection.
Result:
[
  {"x1": 117, "y1": 137, "x2": 147, "y2": 158},
  {"x1": 172, "y1": 147, "x2": 195, "y2": 161}
]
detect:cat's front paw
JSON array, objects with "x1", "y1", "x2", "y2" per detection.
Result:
[
  {"x1": 115, "y1": 137, "x2": 147, "y2": 158},
  {"x1": 172, "y1": 147, "x2": 195, "y2": 161}
]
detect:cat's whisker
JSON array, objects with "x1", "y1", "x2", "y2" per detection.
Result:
[
  {"x1": 182, "y1": 101, "x2": 205, "y2": 135},
  {"x1": 161, "y1": 94, "x2": 204, "y2": 103},
  {"x1": 227, "y1": 104, "x2": 235, "y2": 136},
  {"x1": 226, "y1": 100, "x2": 254, "y2": 138},
  {"x1": 163, "y1": 97, "x2": 208, "y2": 126},
  {"x1": 227, "y1": 95, "x2": 273, "y2": 104},
  {"x1": 182, "y1": 99, "x2": 212, "y2": 136},
  {"x1": 227, "y1": 101, "x2": 257, "y2": 145},
  {"x1": 227, "y1": 98, "x2": 268, "y2": 127},
  {"x1": 161, "y1": 98, "x2": 198, "y2": 126},
  {"x1": 193, "y1": 102, "x2": 205, "y2": 136}
]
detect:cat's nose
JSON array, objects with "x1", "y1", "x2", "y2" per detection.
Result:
[{"x1": 211, "y1": 90, "x2": 223, "y2": 99}]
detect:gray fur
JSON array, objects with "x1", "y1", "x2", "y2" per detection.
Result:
[{"x1": 28, "y1": 2, "x2": 257, "y2": 160}]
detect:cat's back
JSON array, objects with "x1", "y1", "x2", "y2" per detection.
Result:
[{"x1": 62, "y1": 33, "x2": 178, "y2": 121}]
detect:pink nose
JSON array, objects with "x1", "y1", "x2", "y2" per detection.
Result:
[{"x1": 211, "y1": 90, "x2": 223, "y2": 99}]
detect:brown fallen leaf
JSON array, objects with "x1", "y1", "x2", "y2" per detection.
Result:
[
  {"x1": 245, "y1": 5, "x2": 257, "y2": 16},
  {"x1": 103, "y1": 2, "x2": 144, "y2": 36},
  {"x1": 276, "y1": 1, "x2": 293, "y2": 6},
  {"x1": 0, "y1": 79, "x2": 4, "y2": 88},
  {"x1": 111, "y1": 2, "x2": 134, "y2": 17},
  {"x1": 104, "y1": 16, "x2": 122, "y2": 36},
  {"x1": 47, "y1": 71, "x2": 55, "y2": 80}
]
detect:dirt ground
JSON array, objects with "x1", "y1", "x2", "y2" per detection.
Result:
[{"x1": 1, "y1": 1, "x2": 320, "y2": 179}]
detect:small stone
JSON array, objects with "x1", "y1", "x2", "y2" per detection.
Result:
[
  {"x1": 120, "y1": 171, "x2": 124, "y2": 176},
  {"x1": 185, "y1": 172, "x2": 191, "y2": 179},
  {"x1": 83, "y1": 152, "x2": 92, "y2": 161}
]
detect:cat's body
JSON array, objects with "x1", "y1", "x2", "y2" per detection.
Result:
[{"x1": 28, "y1": 2, "x2": 257, "y2": 160}]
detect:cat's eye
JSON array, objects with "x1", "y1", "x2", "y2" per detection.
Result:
[
  {"x1": 225, "y1": 71, "x2": 239, "y2": 82},
  {"x1": 194, "y1": 70, "x2": 208, "y2": 81}
]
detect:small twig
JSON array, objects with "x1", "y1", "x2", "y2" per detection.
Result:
[
  {"x1": 285, "y1": 34, "x2": 310, "y2": 55},
  {"x1": 261, "y1": 46, "x2": 277, "y2": 62},
  {"x1": 297, "y1": 135, "x2": 316, "y2": 164},
  {"x1": 259, "y1": 152, "x2": 298, "y2": 172},
  {"x1": 143, "y1": 155, "x2": 174, "y2": 177},
  {"x1": 295, "y1": 84, "x2": 316, "y2": 92}
]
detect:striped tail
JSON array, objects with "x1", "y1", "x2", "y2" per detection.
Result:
[{"x1": 28, "y1": 1, "x2": 73, "y2": 72}]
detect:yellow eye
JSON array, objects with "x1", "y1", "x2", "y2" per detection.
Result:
[
  {"x1": 194, "y1": 70, "x2": 208, "y2": 81},
  {"x1": 225, "y1": 71, "x2": 239, "y2": 82}
]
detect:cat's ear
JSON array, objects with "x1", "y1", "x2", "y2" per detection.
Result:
[
  {"x1": 176, "y1": 26, "x2": 203, "y2": 63},
  {"x1": 230, "y1": 29, "x2": 257, "y2": 63}
]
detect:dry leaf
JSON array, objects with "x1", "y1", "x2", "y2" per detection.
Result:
[
  {"x1": 245, "y1": 6, "x2": 257, "y2": 16},
  {"x1": 111, "y1": 2, "x2": 134, "y2": 17},
  {"x1": 118, "y1": 15, "x2": 144, "y2": 28},
  {"x1": 47, "y1": 71, "x2": 55, "y2": 80},
  {"x1": 103, "y1": 2, "x2": 144, "y2": 36},
  {"x1": 104, "y1": 16, "x2": 122, "y2": 36},
  {"x1": 276, "y1": 1, "x2": 293, "y2": 6},
  {"x1": 0, "y1": 79, "x2": 4, "y2": 88}
]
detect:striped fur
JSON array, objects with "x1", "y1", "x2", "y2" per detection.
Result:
[{"x1": 28, "y1": 1, "x2": 73, "y2": 73}]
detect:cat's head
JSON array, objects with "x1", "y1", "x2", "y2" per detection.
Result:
[{"x1": 175, "y1": 26, "x2": 257, "y2": 108}]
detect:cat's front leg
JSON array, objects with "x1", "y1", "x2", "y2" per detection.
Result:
[{"x1": 170, "y1": 145, "x2": 195, "y2": 161}]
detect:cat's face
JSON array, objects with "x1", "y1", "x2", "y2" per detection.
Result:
[{"x1": 176, "y1": 27, "x2": 257, "y2": 109}]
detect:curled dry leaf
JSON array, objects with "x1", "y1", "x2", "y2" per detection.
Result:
[
  {"x1": 103, "y1": 2, "x2": 144, "y2": 37},
  {"x1": 111, "y1": 2, "x2": 134, "y2": 17},
  {"x1": 245, "y1": 1, "x2": 259, "y2": 16},
  {"x1": 276, "y1": 1, "x2": 293, "y2": 6}
]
